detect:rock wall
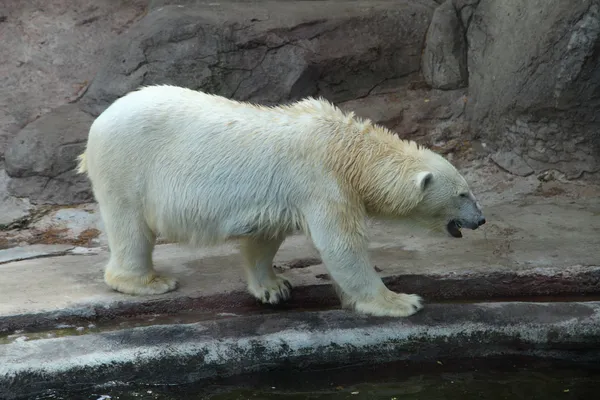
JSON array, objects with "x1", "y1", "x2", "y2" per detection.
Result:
[
  {"x1": 2, "y1": 0, "x2": 600, "y2": 205},
  {"x1": 467, "y1": 0, "x2": 600, "y2": 178},
  {"x1": 0, "y1": 0, "x2": 148, "y2": 204},
  {"x1": 79, "y1": 0, "x2": 435, "y2": 113},
  {"x1": 0, "y1": 0, "x2": 147, "y2": 161}
]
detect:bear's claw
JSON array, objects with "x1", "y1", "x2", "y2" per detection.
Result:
[{"x1": 249, "y1": 276, "x2": 293, "y2": 305}]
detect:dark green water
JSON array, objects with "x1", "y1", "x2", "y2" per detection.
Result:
[{"x1": 33, "y1": 358, "x2": 600, "y2": 400}]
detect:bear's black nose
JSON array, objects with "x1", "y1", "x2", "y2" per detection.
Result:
[{"x1": 478, "y1": 217, "x2": 486, "y2": 226}]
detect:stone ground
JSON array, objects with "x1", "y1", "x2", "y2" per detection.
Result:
[{"x1": 1, "y1": 157, "x2": 599, "y2": 332}]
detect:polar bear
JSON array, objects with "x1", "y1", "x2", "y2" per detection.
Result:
[{"x1": 77, "y1": 85, "x2": 485, "y2": 317}]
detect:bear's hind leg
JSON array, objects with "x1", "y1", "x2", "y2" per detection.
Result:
[
  {"x1": 240, "y1": 236, "x2": 292, "y2": 305},
  {"x1": 101, "y1": 205, "x2": 177, "y2": 295}
]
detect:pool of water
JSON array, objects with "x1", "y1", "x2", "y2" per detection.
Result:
[{"x1": 33, "y1": 357, "x2": 600, "y2": 400}]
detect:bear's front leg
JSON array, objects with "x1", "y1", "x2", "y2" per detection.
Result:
[
  {"x1": 239, "y1": 236, "x2": 292, "y2": 305},
  {"x1": 306, "y1": 210, "x2": 423, "y2": 317}
]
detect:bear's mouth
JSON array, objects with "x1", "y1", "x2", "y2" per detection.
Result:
[{"x1": 446, "y1": 220, "x2": 462, "y2": 238}]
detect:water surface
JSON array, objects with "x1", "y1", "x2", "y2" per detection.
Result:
[{"x1": 35, "y1": 357, "x2": 599, "y2": 400}]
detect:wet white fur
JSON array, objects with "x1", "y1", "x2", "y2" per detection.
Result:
[{"x1": 78, "y1": 85, "x2": 476, "y2": 317}]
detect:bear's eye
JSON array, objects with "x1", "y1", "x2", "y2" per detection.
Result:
[{"x1": 459, "y1": 193, "x2": 468, "y2": 198}]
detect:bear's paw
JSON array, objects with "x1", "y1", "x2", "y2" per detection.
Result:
[
  {"x1": 354, "y1": 290, "x2": 423, "y2": 317},
  {"x1": 104, "y1": 271, "x2": 178, "y2": 295}
]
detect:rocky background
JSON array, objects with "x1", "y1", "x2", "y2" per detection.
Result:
[{"x1": 1, "y1": 0, "x2": 599, "y2": 245}]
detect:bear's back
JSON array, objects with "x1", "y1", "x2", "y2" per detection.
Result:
[{"x1": 89, "y1": 85, "x2": 336, "y2": 146}]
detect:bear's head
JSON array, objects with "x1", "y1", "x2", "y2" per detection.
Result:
[
  {"x1": 408, "y1": 152, "x2": 486, "y2": 238},
  {"x1": 359, "y1": 140, "x2": 485, "y2": 238},
  {"x1": 332, "y1": 121, "x2": 485, "y2": 237}
]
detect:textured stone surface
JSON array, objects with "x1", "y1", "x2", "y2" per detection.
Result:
[
  {"x1": 4, "y1": 104, "x2": 94, "y2": 204},
  {"x1": 422, "y1": 0, "x2": 468, "y2": 89},
  {"x1": 6, "y1": 169, "x2": 93, "y2": 205},
  {"x1": 453, "y1": 0, "x2": 480, "y2": 28},
  {"x1": 0, "y1": 244, "x2": 74, "y2": 264},
  {"x1": 0, "y1": 0, "x2": 147, "y2": 160},
  {"x1": 466, "y1": 0, "x2": 600, "y2": 178},
  {"x1": 80, "y1": 0, "x2": 436, "y2": 115},
  {"x1": 14, "y1": 158, "x2": 91, "y2": 206},
  {"x1": 5, "y1": 105, "x2": 92, "y2": 178},
  {"x1": 490, "y1": 151, "x2": 534, "y2": 177},
  {"x1": 0, "y1": 169, "x2": 31, "y2": 228},
  {"x1": 339, "y1": 88, "x2": 469, "y2": 148},
  {"x1": 2, "y1": 301, "x2": 600, "y2": 400}
]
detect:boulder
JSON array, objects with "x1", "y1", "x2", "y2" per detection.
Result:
[
  {"x1": 80, "y1": 0, "x2": 437, "y2": 115},
  {"x1": 4, "y1": 104, "x2": 94, "y2": 204},
  {"x1": 466, "y1": 0, "x2": 600, "y2": 178},
  {"x1": 0, "y1": 0, "x2": 148, "y2": 160},
  {"x1": 6, "y1": 170, "x2": 93, "y2": 205},
  {"x1": 5, "y1": 104, "x2": 92, "y2": 178},
  {"x1": 490, "y1": 151, "x2": 534, "y2": 177},
  {"x1": 0, "y1": 169, "x2": 32, "y2": 228},
  {"x1": 422, "y1": 0, "x2": 468, "y2": 89}
]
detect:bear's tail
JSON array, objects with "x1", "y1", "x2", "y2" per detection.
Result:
[{"x1": 76, "y1": 152, "x2": 88, "y2": 174}]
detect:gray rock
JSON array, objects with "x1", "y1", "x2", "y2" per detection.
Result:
[
  {"x1": 453, "y1": 0, "x2": 481, "y2": 6},
  {"x1": 422, "y1": 0, "x2": 468, "y2": 90},
  {"x1": 80, "y1": 1, "x2": 436, "y2": 115},
  {"x1": 452, "y1": 0, "x2": 481, "y2": 11},
  {"x1": 467, "y1": 0, "x2": 600, "y2": 178},
  {"x1": 5, "y1": 176, "x2": 49, "y2": 199},
  {"x1": 0, "y1": 0, "x2": 147, "y2": 160},
  {"x1": 3, "y1": 104, "x2": 94, "y2": 204},
  {"x1": 457, "y1": 3, "x2": 477, "y2": 28},
  {"x1": 5, "y1": 104, "x2": 92, "y2": 178},
  {"x1": 149, "y1": 0, "x2": 385, "y2": 7},
  {"x1": 7, "y1": 170, "x2": 93, "y2": 205},
  {"x1": 491, "y1": 151, "x2": 534, "y2": 177},
  {"x1": 0, "y1": 169, "x2": 32, "y2": 228},
  {"x1": 454, "y1": 0, "x2": 482, "y2": 28}
]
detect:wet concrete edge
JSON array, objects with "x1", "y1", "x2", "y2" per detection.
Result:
[
  {"x1": 2, "y1": 267, "x2": 600, "y2": 332},
  {"x1": 1, "y1": 301, "x2": 600, "y2": 400}
]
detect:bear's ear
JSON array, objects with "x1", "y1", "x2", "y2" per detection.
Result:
[{"x1": 415, "y1": 171, "x2": 433, "y2": 192}]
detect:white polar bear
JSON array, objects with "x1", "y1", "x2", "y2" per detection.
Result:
[{"x1": 77, "y1": 85, "x2": 485, "y2": 317}]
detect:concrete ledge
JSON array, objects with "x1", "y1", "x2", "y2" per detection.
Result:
[
  {"x1": 2, "y1": 301, "x2": 600, "y2": 400},
  {"x1": 2, "y1": 265, "x2": 599, "y2": 332}
]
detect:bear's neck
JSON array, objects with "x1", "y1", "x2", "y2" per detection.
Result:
[{"x1": 325, "y1": 125, "x2": 422, "y2": 217}]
